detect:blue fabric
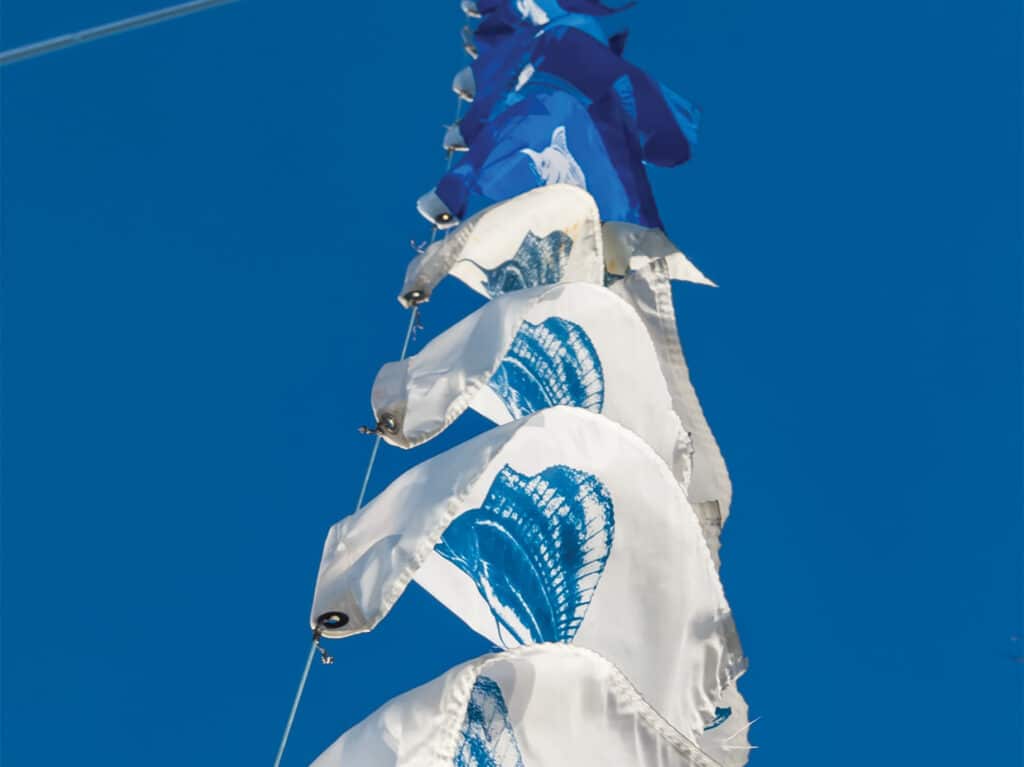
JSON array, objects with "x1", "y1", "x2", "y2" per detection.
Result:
[
  {"x1": 475, "y1": 0, "x2": 633, "y2": 25},
  {"x1": 460, "y1": 26, "x2": 699, "y2": 167},
  {"x1": 434, "y1": 88, "x2": 662, "y2": 227}
]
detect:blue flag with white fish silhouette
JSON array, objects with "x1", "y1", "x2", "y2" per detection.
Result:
[
  {"x1": 425, "y1": 88, "x2": 661, "y2": 228},
  {"x1": 456, "y1": 26, "x2": 699, "y2": 168}
]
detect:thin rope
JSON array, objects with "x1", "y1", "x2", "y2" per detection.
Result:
[
  {"x1": 272, "y1": 637, "x2": 319, "y2": 767},
  {"x1": 271, "y1": 90, "x2": 459, "y2": 764},
  {"x1": 352, "y1": 306, "x2": 419, "y2": 512},
  {"x1": 0, "y1": 0, "x2": 238, "y2": 66}
]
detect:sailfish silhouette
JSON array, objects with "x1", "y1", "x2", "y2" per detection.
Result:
[
  {"x1": 453, "y1": 676, "x2": 525, "y2": 767},
  {"x1": 436, "y1": 464, "x2": 615, "y2": 647},
  {"x1": 459, "y1": 229, "x2": 574, "y2": 298},
  {"x1": 521, "y1": 126, "x2": 588, "y2": 190},
  {"x1": 488, "y1": 317, "x2": 605, "y2": 419}
]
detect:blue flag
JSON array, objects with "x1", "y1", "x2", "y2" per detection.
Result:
[
  {"x1": 421, "y1": 88, "x2": 661, "y2": 229},
  {"x1": 457, "y1": 26, "x2": 699, "y2": 168}
]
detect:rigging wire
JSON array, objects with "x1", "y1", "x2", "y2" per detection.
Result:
[
  {"x1": 0, "y1": 0, "x2": 238, "y2": 66},
  {"x1": 272, "y1": 93, "x2": 464, "y2": 767}
]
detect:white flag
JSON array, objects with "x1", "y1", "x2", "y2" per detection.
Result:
[
  {"x1": 312, "y1": 644, "x2": 727, "y2": 767},
  {"x1": 310, "y1": 407, "x2": 744, "y2": 741},
  {"x1": 610, "y1": 260, "x2": 733, "y2": 564},
  {"x1": 400, "y1": 185, "x2": 712, "y2": 307},
  {"x1": 372, "y1": 282, "x2": 693, "y2": 492}
]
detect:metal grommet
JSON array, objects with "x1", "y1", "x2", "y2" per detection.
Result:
[
  {"x1": 435, "y1": 212, "x2": 453, "y2": 224},
  {"x1": 404, "y1": 289, "x2": 426, "y2": 305},
  {"x1": 378, "y1": 414, "x2": 398, "y2": 434},
  {"x1": 317, "y1": 611, "x2": 349, "y2": 631}
]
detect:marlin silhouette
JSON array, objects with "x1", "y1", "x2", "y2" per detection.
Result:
[
  {"x1": 458, "y1": 229, "x2": 574, "y2": 297},
  {"x1": 521, "y1": 126, "x2": 588, "y2": 189}
]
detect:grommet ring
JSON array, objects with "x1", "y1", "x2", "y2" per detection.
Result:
[{"x1": 317, "y1": 611, "x2": 349, "y2": 631}]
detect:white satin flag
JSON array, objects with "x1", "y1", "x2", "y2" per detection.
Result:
[
  {"x1": 399, "y1": 185, "x2": 712, "y2": 307},
  {"x1": 312, "y1": 644, "x2": 729, "y2": 767},
  {"x1": 310, "y1": 407, "x2": 744, "y2": 741},
  {"x1": 372, "y1": 282, "x2": 692, "y2": 491}
]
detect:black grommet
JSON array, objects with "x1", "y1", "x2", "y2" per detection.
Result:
[
  {"x1": 379, "y1": 414, "x2": 398, "y2": 434},
  {"x1": 317, "y1": 611, "x2": 349, "y2": 630}
]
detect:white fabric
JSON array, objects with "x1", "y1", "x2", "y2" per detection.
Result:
[
  {"x1": 603, "y1": 221, "x2": 717, "y2": 285},
  {"x1": 310, "y1": 407, "x2": 744, "y2": 740},
  {"x1": 312, "y1": 644, "x2": 727, "y2": 767},
  {"x1": 610, "y1": 261, "x2": 732, "y2": 564},
  {"x1": 401, "y1": 185, "x2": 711, "y2": 306},
  {"x1": 373, "y1": 282, "x2": 692, "y2": 492},
  {"x1": 401, "y1": 185, "x2": 603, "y2": 306}
]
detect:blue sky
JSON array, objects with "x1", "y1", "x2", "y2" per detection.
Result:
[{"x1": 1, "y1": 1, "x2": 1020, "y2": 765}]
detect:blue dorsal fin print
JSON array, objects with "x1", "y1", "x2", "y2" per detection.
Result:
[
  {"x1": 454, "y1": 676, "x2": 525, "y2": 767},
  {"x1": 487, "y1": 317, "x2": 604, "y2": 419},
  {"x1": 435, "y1": 464, "x2": 615, "y2": 647},
  {"x1": 461, "y1": 229, "x2": 574, "y2": 298}
]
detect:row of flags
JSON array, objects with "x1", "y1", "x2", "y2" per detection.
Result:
[{"x1": 303, "y1": 1, "x2": 752, "y2": 765}]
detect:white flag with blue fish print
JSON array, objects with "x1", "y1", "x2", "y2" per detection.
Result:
[
  {"x1": 311, "y1": 644, "x2": 727, "y2": 767},
  {"x1": 609, "y1": 260, "x2": 733, "y2": 565},
  {"x1": 310, "y1": 407, "x2": 745, "y2": 741},
  {"x1": 374, "y1": 281, "x2": 693, "y2": 494},
  {"x1": 400, "y1": 185, "x2": 603, "y2": 307},
  {"x1": 402, "y1": 185, "x2": 713, "y2": 306}
]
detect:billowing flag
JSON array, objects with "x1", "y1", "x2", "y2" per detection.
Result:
[
  {"x1": 609, "y1": 259, "x2": 732, "y2": 564},
  {"x1": 310, "y1": 406, "x2": 745, "y2": 741},
  {"x1": 401, "y1": 185, "x2": 712, "y2": 306},
  {"x1": 312, "y1": 644, "x2": 726, "y2": 767},
  {"x1": 373, "y1": 281, "x2": 693, "y2": 495},
  {"x1": 456, "y1": 26, "x2": 699, "y2": 168},
  {"x1": 418, "y1": 88, "x2": 660, "y2": 229}
]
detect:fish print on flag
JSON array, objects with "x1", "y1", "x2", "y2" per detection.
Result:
[
  {"x1": 520, "y1": 126, "x2": 588, "y2": 189},
  {"x1": 436, "y1": 464, "x2": 615, "y2": 647},
  {"x1": 454, "y1": 676, "x2": 525, "y2": 767},
  {"x1": 463, "y1": 229, "x2": 574, "y2": 297},
  {"x1": 487, "y1": 317, "x2": 605, "y2": 418}
]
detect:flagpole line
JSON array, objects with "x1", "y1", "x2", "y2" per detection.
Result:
[
  {"x1": 270, "y1": 89, "x2": 462, "y2": 765},
  {"x1": 272, "y1": 636, "x2": 320, "y2": 767},
  {"x1": 0, "y1": 0, "x2": 239, "y2": 66}
]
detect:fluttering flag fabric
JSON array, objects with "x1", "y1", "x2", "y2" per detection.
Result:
[
  {"x1": 310, "y1": 406, "x2": 745, "y2": 741},
  {"x1": 373, "y1": 282, "x2": 693, "y2": 495},
  {"x1": 311, "y1": 644, "x2": 724, "y2": 767},
  {"x1": 401, "y1": 185, "x2": 603, "y2": 305},
  {"x1": 400, "y1": 185, "x2": 711, "y2": 306},
  {"x1": 454, "y1": 27, "x2": 699, "y2": 169},
  {"x1": 608, "y1": 259, "x2": 732, "y2": 563},
  {"x1": 418, "y1": 88, "x2": 660, "y2": 229}
]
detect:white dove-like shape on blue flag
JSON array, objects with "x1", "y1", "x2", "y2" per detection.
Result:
[{"x1": 309, "y1": 407, "x2": 745, "y2": 743}]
